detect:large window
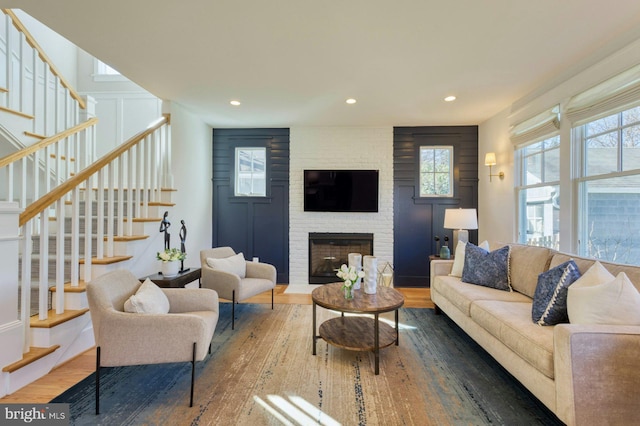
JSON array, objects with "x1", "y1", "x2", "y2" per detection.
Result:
[
  {"x1": 516, "y1": 135, "x2": 560, "y2": 248},
  {"x1": 419, "y1": 146, "x2": 453, "y2": 197},
  {"x1": 235, "y1": 147, "x2": 266, "y2": 197},
  {"x1": 575, "y1": 105, "x2": 640, "y2": 264}
]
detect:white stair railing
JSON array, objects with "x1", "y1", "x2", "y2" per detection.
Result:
[
  {"x1": 0, "y1": 118, "x2": 99, "y2": 211},
  {"x1": 0, "y1": 9, "x2": 84, "y2": 138},
  {"x1": 17, "y1": 115, "x2": 171, "y2": 351}
]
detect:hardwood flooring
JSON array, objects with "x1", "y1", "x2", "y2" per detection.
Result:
[{"x1": 0, "y1": 285, "x2": 432, "y2": 404}]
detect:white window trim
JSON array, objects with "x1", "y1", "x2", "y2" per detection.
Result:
[
  {"x1": 419, "y1": 145, "x2": 454, "y2": 198},
  {"x1": 234, "y1": 147, "x2": 267, "y2": 197}
]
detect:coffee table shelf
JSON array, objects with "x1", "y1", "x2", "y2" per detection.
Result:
[{"x1": 319, "y1": 316, "x2": 397, "y2": 352}]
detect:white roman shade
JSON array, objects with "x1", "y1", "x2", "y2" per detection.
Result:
[
  {"x1": 566, "y1": 63, "x2": 640, "y2": 126},
  {"x1": 510, "y1": 106, "x2": 560, "y2": 146}
]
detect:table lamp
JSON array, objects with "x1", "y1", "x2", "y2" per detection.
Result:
[{"x1": 444, "y1": 208, "x2": 478, "y2": 253}]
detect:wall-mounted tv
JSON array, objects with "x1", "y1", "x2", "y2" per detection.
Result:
[{"x1": 304, "y1": 170, "x2": 379, "y2": 212}]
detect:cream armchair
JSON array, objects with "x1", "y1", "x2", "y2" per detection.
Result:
[
  {"x1": 86, "y1": 270, "x2": 219, "y2": 414},
  {"x1": 200, "y1": 247, "x2": 276, "y2": 329}
]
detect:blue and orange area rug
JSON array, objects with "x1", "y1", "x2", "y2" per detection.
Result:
[{"x1": 53, "y1": 303, "x2": 562, "y2": 425}]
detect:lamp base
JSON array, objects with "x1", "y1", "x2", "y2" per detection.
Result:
[{"x1": 452, "y1": 229, "x2": 469, "y2": 254}]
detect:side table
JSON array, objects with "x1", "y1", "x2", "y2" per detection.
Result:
[{"x1": 140, "y1": 267, "x2": 202, "y2": 288}]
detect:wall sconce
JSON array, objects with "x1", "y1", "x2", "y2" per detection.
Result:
[{"x1": 484, "y1": 152, "x2": 504, "y2": 182}]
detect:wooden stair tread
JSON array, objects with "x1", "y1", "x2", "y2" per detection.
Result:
[
  {"x1": 79, "y1": 255, "x2": 132, "y2": 265},
  {"x1": 30, "y1": 309, "x2": 89, "y2": 328},
  {"x1": 147, "y1": 202, "x2": 175, "y2": 207},
  {"x1": 2, "y1": 346, "x2": 60, "y2": 373},
  {"x1": 49, "y1": 282, "x2": 87, "y2": 293},
  {"x1": 0, "y1": 105, "x2": 35, "y2": 119},
  {"x1": 110, "y1": 235, "x2": 149, "y2": 242},
  {"x1": 126, "y1": 217, "x2": 161, "y2": 223}
]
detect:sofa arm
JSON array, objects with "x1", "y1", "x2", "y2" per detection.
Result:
[
  {"x1": 164, "y1": 288, "x2": 219, "y2": 314},
  {"x1": 200, "y1": 265, "x2": 241, "y2": 300},
  {"x1": 429, "y1": 259, "x2": 454, "y2": 287},
  {"x1": 554, "y1": 324, "x2": 640, "y2": 426}
]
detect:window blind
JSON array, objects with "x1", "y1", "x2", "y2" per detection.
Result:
[
  {"x1": 510, "y1": 106, "x2": 560, "y2": 146},
  {"x1": 566, "y1": 63, "x2": 640, "y2": 126}
]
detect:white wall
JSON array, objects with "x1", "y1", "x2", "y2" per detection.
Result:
[
  {"x1": 166, "y1": 102, "x2": 213, "y2": 264},
  {"x1": 289, "y1": 127, "x2": 394, "y2": 285},
  {"x1": 478, "y1": 108, "x2": 514, "y2": 244},
  {"x1": 478, "y1": 36, "x2": 640, "y2": 248}
]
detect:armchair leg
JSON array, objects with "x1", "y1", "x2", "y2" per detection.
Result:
[
  {"x1": 271, "y1": 288, "x2": 274, "y2": 310},
  {"x1": 95, "y1": 346, "x2": 101, "y2": 415},
  {"x1": 232, "y1": 290, "x2": 236, "y2": 330},
  {"x1": 190, "y1": 342, "x2": 196, "y2": 407}
]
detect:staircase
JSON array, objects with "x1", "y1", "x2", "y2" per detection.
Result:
[{"x1": 0, "y1": 9, "x2": 174, "y2": 397}]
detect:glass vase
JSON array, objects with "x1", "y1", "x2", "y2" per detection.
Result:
[{"x1": 344, "y1": 285, "x2": 353, "y2": 300}]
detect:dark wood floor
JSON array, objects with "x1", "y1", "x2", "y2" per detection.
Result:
[{"x1": 0, "y1": 285, "x2": 432, "y2": 403}]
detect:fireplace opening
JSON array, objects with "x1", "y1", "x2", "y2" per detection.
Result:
[{"x1": 308, "y1": 233, "x2": 373, "y2": 284}]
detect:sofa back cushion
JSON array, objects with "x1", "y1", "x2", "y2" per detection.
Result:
[
  {"x1": 505, "y1": 244, "x2": 554, "y2": 298},
  {"x1": 550, "y1": 253, "x2": 640, "y2": 292}
]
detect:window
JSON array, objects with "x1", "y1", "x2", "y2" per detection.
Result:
[
  {"x1": 575, "y1": 105, "x2": 640, "y2": 264},
  {"x1": 235, "y1": 147, "x2": 266, "y2": 196},
  {"x1": 419, "y1": 146, "x2": 453, "y2": 197},
  {"x1": 93, "y1": 59, "x2": 128, "y2": 82},
  {"x1": 516, "y1": 135, "x2": 560, "y2": 248}
]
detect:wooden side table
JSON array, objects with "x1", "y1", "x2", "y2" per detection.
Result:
[{"x1": 140, "y1": 267, "x2": 201, "y2": 288}]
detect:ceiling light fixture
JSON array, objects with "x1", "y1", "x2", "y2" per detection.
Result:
[
  {"x1": 230, "y1": 100, "x2": 241, "y2": 106},
  {"x1": 444, "y1": 96, "x2": 456, "y2": 102},
  {"x1": 346, "y1": 98, "x2": 357, "y2": 104}
]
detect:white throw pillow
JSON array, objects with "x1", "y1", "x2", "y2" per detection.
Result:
[
  {"x1": 124, "y1": 278, "x2": 170, "y2": 314},
  {"x1": 568, "y1": 271, "x2": 640, "y2": 325},
  {"x1": 206, "y1": 252, "x2": 246, "y2": 278},
  {"x1": 449, "y1": 240, "x2": 489, "y2": 278}
]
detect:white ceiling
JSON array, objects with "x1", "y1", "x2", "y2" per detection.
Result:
[{"x1": 9, "y1": 0, "x2": 640, "y2": 128}]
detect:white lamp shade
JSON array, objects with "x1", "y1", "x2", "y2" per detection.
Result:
[
  {"x1": 484, "y1": 152, "x2": 497, "y2": 166},
  {"x1": 444, "y1": 208, "x2": 478, "y2": 230}
]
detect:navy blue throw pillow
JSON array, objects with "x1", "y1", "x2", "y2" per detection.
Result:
[
  {"x1": 532, "y1": 260, "x2": 581, "y2": 326},
  {"x1": 461, "y1": 243, "x2": 510, "y2": 291}
]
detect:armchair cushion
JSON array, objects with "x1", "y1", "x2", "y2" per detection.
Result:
[
  {"x1": 124, "y1": 278, "x2": 170, "y2": 314},
  {"x1": 206, "y1": 252, "x2": 246, "y2": 278}
]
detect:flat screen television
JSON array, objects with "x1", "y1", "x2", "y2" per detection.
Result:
[{"x1": 304, "y1": 170, "x2": 379, "y2": 212}]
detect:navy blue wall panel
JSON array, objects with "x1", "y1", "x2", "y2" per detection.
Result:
[
  {"x1": 393, "y1": 126, "x2": 478, "y2": 287},
  {"x1": 212, "y1": 128, "x2": 290, "y2": 283}
]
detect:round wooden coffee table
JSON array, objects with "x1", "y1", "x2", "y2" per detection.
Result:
[{"x1": 312, "y1": 282, "x2": 405, "y2": 375}]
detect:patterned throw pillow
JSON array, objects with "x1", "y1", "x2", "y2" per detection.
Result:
[
  {"x1": 461, "y1": 243, "x2": 511, "y2": 291},
  {"x1": 532, "y1": 260, "x2": 581, "y2": 326}
]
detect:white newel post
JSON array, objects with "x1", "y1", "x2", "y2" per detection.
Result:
[{"x1": 0, "y1": 202, "x2": 25, "y2": 385}]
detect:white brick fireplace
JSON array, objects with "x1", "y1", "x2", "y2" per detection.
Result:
[{"x1": 289, "y1": 127, "x2": 394, "y2": 285}]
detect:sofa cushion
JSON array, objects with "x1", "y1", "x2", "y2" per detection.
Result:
[
  {"x1": 471, "y1": 300, "x2": 555, "y2": 379},
  {"x1": 569, "y1": 271, "x2": 640, "y2": 325},
  {"x1": 461, "y1": 244, "x2": 511, "y2": 291},
  {"x1": 532, "y1": 260, "x2": 581, "y2": 326},
  {"x1": 124, "y1": 279, "x2": 170, "y2": 314},
  {"x1": 508, "y1": 244, "x2": 553, "y2": 298},
  {"x1": 432, "y1": 275, "x2": 530, "y2": 317},
  {"x1": 450, "y1": 240, "x2": 490, "y2": 277},
  {"x1": 206, "y1": 252, "x2": 246, "y2": 278},
  {"x1": 551, "y1": 253, "x2": 640, "y2": 293}
]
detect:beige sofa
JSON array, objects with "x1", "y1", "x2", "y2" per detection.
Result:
[{"x1": 430, "y1": 244, "x2": 640, "y2": 426}]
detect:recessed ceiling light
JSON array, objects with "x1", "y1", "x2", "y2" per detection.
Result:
[
  {"x1": 444, "y1": 96, "x2": 456, "y2": 102},
  {"x1": 230, "y1": 100, "x2": 241, "y2": 106},
  {"x1": 346, "y1": 98, "x2": 357, "y2": 104}
]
